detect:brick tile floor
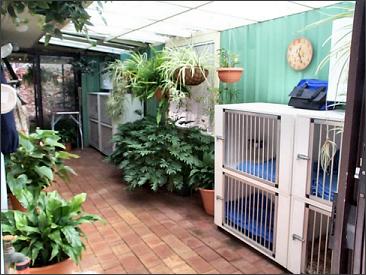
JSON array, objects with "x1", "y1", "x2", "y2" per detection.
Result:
[{"x1": 52, "y1": 148, "x2": 286, "y2": 274}]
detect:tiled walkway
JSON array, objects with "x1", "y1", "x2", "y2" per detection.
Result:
[{"x1": 54, "y1": 148, "x2": 285, "y2": 274}]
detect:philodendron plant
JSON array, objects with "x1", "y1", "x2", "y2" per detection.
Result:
[
  {"x1": 1, "y1": 191, "x2": 101, "y2": 268},
  {"x1": 5, "y1": 130, "x2": 79, "y2": 206}
]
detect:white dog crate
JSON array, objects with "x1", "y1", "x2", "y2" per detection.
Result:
[
  {"x1": 215, "y1": 103, "x2": 296, "y2": 267},
  {"x1": 215, "y1": 103, "x2": 345, "y2": 272},
  {"x1": 288, "y1": 111, "x2": 344, "y2": 274}
]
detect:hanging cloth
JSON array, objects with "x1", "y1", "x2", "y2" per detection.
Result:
[{"x1": 1, "y1": 66, "x2": 19, "y2": 154}]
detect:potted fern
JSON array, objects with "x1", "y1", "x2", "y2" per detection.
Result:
[
  {"x1": 188, "y1": 152, "x2": 215, "y2": 216},
  {"x1": 217, "y1": 48, "x2": 243, "y2": 83},
  {"x1": 1, "y1": 191, "x2": 101, "y2": 274}
]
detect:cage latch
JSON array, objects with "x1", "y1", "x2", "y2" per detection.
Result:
[
  {"x1": 297, "y1": 154, "x2": 310, "y2": 160},
  {"x1": 292, "y1": 234, "x2": 305, "y2": 242},
  {"x1": 216, "y1": 195, "x2": 223, "y2": 200}
]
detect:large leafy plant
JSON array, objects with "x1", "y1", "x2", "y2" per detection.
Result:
[
  {"x1": 0, "y1": 1, "x2": 104, "y2": 45},
  {"x1": 188, "y1": 152, "x2": 215, "y2": 190},
  {"x1": 1, "y1": 191, "x2": 101, "y2": 267},
  {"x1": 108, "y1": 117, "x2": 214, "y2": 192},
  {"x1": 5, "y1": 130, "x2": 79, "y2": 205}
]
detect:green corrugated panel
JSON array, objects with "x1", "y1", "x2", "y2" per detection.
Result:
[
  {"x1": 81, "y1": 57, "x2": 101, "y2": 145},
  {"x1": 220, "y1": 3, "x2": 353, "y2": 104}
]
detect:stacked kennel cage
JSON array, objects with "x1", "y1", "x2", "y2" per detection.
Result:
[
  {"x1": 288, "y1": 111, "x2": 344, "y2": 274},
  {"x1": 214, "y1": 103, "x2": 345, "y2": 273},
  {"x1": 214, "y1": 103, "x2": 297, "y2": 268}
]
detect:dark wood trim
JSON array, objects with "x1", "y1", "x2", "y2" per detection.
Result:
[
  {"x1": 34, "y1": 54, "x2": 44, "y2": 128},
  {"x1": 331, "y1": 0, "x2": 365, "y2": 273}
]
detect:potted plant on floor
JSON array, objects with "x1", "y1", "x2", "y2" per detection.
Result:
[
  {"x1": 5, "y1": 129, "x2": 79, "y2": 211},
  {"x1": 188, "y1": 151, "x2": 215, "y2": 216},
  {"x1": 58, "y1": 128, "x2": 75, "y2": 152},
  {"x1": 217, "y1": 48, "x2": 243, "y2": 83},
  {"x1": 1, "y1": 191, "x2": 102, "y2": 274}
]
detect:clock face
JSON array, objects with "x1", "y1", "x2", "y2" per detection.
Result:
[{"x1": 287, "y1": 38, "x2": 313, "y2": 71}]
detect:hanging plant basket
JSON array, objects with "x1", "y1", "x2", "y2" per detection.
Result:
[
  {"x1": 175, "y1": 66, "x2": 209, "y2": 86},
  {"x1": 217, "y1": 68, "x2": 243, "y2": 83},
  {"x1": 154, "y1": 88, "x2": 170, "y2": 101}
]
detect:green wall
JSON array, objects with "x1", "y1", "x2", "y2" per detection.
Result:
[
  {"x1": 81, "y1": 56, "x2": 102, "y2": 145},
  {"x1": 220, "y1": 2, "x2": 353, "y2": 104}
]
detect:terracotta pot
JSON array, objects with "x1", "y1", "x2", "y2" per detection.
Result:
[
  {"x1": 199, "y1": 188, "x2": 214, "y2": 216},
  {"x1": 28, "y1": 258, "x2": 76, "y2": 274},
  {"x1": 175, "y1": 67, "x2": 209, "y2": 86},
  {"x1": 64, "y1": 143, "x2": 72, "y2": 152},
  {"x1": 217, "y1": 68, "x2": 243, "y2": 83},
  {"x1": 9, "y1": 193, "x2": 26, "y2": 212}
]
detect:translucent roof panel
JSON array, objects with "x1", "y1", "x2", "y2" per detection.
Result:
[
  {"x1": 39, "y1": 37, "x2": 128, "y2": 55},
  {"x1": 200, "y1": 1, "x2": 311, "y2": 21},
  {"x1": 41, "y1": 1, "x2": 346, "y2": 53}
]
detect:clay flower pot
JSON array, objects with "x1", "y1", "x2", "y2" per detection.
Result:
[
  {"x1": 199, "y1": 188, "x2": 214, "y2": 216},
  {"x1": 217, "y1": 67, "x2": 243, "y2": 83},
  {"x1": 28, "y1": 258, "x2": 76, "y2": 274},
  {"x1": 64, "y1": 143, "x2": 72, "y2": 152},
  {"x1": 9, "y1": 193, "x2": 26, "y2": 212}
]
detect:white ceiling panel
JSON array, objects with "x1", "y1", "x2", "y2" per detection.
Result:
[
  {"x1": 158, "y1": 1, "x2": 212, "y2": 8},
  {"x1": 165, "y1": 9, "x2": 253, "y2": 31},
  {"x1": 92, "y1": 1, "x2": 189, "y2": 21},
  {"x1": 119, "y1": 30, "x2": 170, "y2": 43},
  {"x1": 291, "y1": 1, "x2": 343, "y2": 8},
  {"x1": 51, "y1": 1, "x2": 351, "y2": 53},
  {"x1": 200, "y1": 1, "x2": 310, "y2": 22},
  {"x1": 143, "y1": 21, "x2": 199, "y2": 37}
]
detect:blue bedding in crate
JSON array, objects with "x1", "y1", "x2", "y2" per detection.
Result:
[
  {"x1": 236, "y1": 159, "x2": 276, "y2": 183},
  {"x1": 225, "y1": 192, "x2": 274, "y2": 247}
]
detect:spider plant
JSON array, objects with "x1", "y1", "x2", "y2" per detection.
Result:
[
  {"x1": 159, "y1": 45, "x2": 212, "y2": 88},
  {"x1": 105, "y1": 59, "x2": 129, "y2": 120},
  {"x1": 320, "y1": 126, "x2": 343, "y2": 172}
]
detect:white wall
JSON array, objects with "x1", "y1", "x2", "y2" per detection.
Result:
[{"x1": 165, "y1": 31, "x2": 220, "y2": 132}]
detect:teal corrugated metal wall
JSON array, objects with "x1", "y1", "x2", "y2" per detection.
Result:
[{"x1": 220, "y1": 2, "x2": 354, "y2": 104}]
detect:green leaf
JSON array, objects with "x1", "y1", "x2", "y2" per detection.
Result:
[{"x1": 34, "y1": 166, "x2": 53, "y2": 182}]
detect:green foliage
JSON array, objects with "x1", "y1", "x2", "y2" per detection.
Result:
[
  {"x1": 159, "y1": 45, "x2": 211, "y2": 90},
  {"x1": 1, "y1": 191, "x2": 101, "y2": 267},
  {"x1": 108, "y1": 118, "x2": 214, "y2": 192},
  {"x1": 72, "y1": 57, "x2": 98, "y2": 74},
  {"x1": 188, "y1": 151, "x2": 214, "y2": 190},
  {"x1": 5, "y1": 130, "x2": 79, "y2": 207},
  {"x1": 105, "y1": 46, "x2": 210, "y2": 124},
  {"x1": 0, "y1": 1, "x2": 104, "y2": 45},
  {"x1": 217, "y1": 48, "x2": 240, "y2": 67}
]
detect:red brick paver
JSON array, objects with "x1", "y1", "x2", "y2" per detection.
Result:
[{"x1": 52, "y1": 148, "x2": 286, "y2": 274}]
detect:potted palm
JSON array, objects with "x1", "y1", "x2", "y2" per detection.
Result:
[
  {"x1": 1, "y1": 191, "x2": 101, "y2": 274},
  {"x1": 5, "y1": 130, "x2": 79, "y2": 211},
  {"x1": 189, "y1": 152, "x2": 215, "y2": 216},
  {"x1": 217, "y1": 48, "x2": 243, "y2": 83}
]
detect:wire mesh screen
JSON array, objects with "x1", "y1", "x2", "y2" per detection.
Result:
[
  {"x1": 223, "y1": 174, "x2": 277, "y2": 255},
  {"x1": 303, "y1": 206, "x2": 332, "y2": 274},
  {"x1": 308, "y1": 120, "x2": 344, "y2": 202},
  {"x1": 224, "y1": 110, "x2": 280, "y2": 185}
]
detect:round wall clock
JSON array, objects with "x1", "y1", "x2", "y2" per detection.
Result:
[{"x1": 287, "y1": 37, "x2": 313, "y2": 71}]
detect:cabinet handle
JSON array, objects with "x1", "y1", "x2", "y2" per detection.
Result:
[
  {"x1": 292, "y1": 234, "x2": 305, "y2": 242},
  {"x1": 297, "y1": 154, "x2": 310, "y2": 160}
]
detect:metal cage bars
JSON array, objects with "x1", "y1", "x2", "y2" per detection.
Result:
[{"x1": 224, "y1": 110, "x2": 281, "y2": 186}]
